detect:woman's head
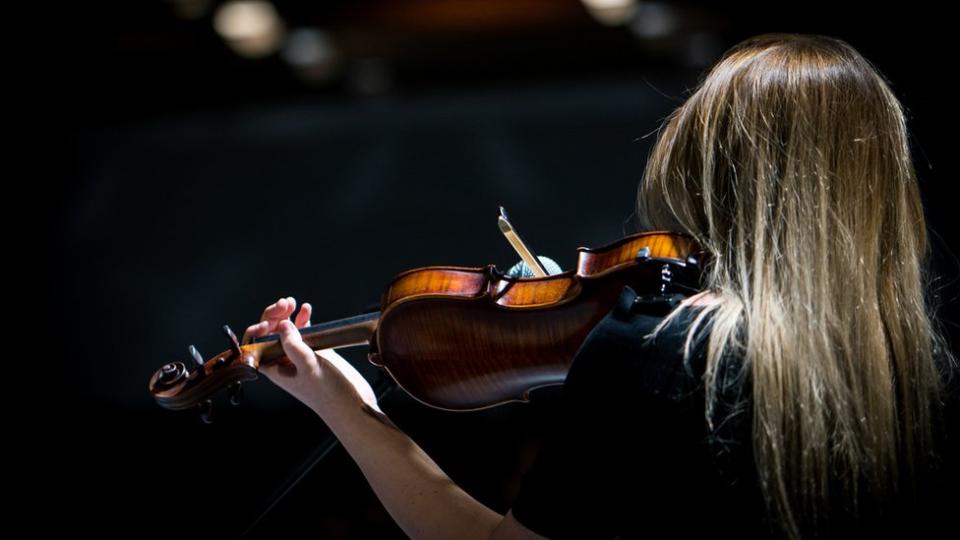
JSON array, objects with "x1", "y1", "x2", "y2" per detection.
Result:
[
  {"x1": 639, "y1": 33, "x2": 951, "y2": 538},
  {"x1": 640, "y1": 32, "x2": 924, "y2": 276}
]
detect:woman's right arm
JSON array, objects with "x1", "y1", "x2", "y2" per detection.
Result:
[{"x1": 245, "y1": 297, "x2": 550, "y2": 540}]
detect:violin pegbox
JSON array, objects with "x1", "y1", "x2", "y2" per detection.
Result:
[{"x1": 148, "y1": 324, "x2": 260, "y2": 423}]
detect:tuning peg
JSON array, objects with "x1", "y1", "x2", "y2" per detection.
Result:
[
  {"x1": 198, "y1": 399, "x2": 214, "y2": 424},
  {"x1": 188, "y1": 345, "x2": 204, "y2": 368},
  {"x1": 227, "y1": 382, "x2": 244, "y2": 406},
  {"x1": 223, "y1": 325, "x2": 242, "y2": 356}
]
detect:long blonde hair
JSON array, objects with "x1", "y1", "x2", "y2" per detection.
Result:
[{"x1": 638, "y1": 33, "x2": 954, "y2": 538}]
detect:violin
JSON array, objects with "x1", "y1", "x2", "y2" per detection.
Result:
[{"x1": 149, "y1": 222, "x2": 705, "y2": 418}]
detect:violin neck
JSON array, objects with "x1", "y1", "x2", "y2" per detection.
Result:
[{"x1": 249, "y1": 311, "x2": 380, "y2": 364}]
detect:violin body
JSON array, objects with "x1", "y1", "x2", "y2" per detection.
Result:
[
  {"x1": 371, "y1": 231, "x2": 704, "y2": 410},
  {"x1": 149, "y1": 231, "x2": 705, "y2": 414}
]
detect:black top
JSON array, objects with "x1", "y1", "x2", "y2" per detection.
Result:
[{"x1": 509, "y1": 285, "x2": 959, "y2": 539}]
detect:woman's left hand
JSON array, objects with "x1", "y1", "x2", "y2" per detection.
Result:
[{"x1": 242, "y1": 296, "x2": 382, "y2": 418}]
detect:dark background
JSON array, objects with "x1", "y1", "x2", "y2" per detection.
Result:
[{"x1": 37, "y1": 1, "x2": 957, "y2": 537}]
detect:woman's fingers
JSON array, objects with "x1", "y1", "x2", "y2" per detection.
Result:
[
  {"x1": 242, "y1": 320, "x2": 270, "y2": 345},
  {"x1": 295, "y1": 302, "x2": 312, "y2": 328},
  {"x1": 244, "y1": 297, "x2": 296, "y2": 343},
  {"x1": 262, "y1": 296, "x2": 296, "y2": 322},
  {"x1": 277, "y1": 320, "x2": 317, "y2": 371},
  {"x1": 243, "y1": 296, "x2": 313, "y2": 350}
]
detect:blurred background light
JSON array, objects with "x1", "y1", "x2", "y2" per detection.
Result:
[
  {"x1": 581, "y1": 0, "x2": 638, "y2": 26},
  {"x1": 281, "y1": 28, "x2": 340, "y2": 84},
  {"x1": 213, "y1": 0, "x2": 286, "y2": 58}
]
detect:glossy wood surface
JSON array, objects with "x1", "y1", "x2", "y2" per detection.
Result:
[{"x1": 370, "y1": 231, "x2": 703, "y2": 410}]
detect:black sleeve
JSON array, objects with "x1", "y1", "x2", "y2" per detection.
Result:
[
  {"x1": 509, "y1": 286, "x2": 699, "y2": 539},
  {"x1": 509, "y1": 284, "x2": 726, "y2": 539},
  {"x1": 508, "y1": 308, "x2": 624, "y2": 539}
]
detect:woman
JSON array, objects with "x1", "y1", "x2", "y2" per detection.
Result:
[{"x1": 242, "y1": 33, "x2": 957, "y2": 539}]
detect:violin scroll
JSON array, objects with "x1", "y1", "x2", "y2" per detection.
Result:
[{"x1": 148, "y1": 324, "x2": 262, "y2": 421}]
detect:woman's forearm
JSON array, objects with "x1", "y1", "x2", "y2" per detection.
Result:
[{"x1": 310, "y1": 350, "x2": 504, "y2": 540}]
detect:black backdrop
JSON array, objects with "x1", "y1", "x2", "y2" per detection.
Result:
[{"x1": 34, "y1": 2, "x2": 959, "y2": 537}]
